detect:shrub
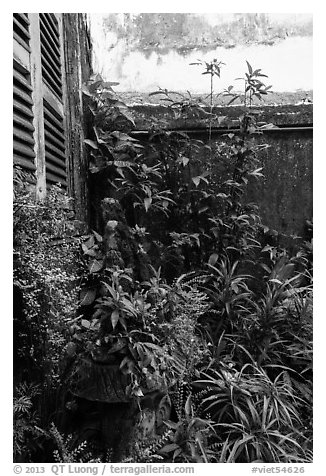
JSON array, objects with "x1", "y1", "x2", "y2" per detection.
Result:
[{"x1": 14, "y1": 169, "x2": 84, "y2": 460}]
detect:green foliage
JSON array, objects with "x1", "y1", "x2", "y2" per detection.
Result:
[
  {"x1": 222, "y1": 61, "x2": 272, "y2": 107},
  {"x1": 14, "y1": 58, "x2": 312, "y2": 463},
  {"x1": 49, "y1": 423, "x2": 113, "y2": 463},
  {"x1": 123, "y1": 429, "x2": 171, "y2": 463},
  {"x1": 70, "y1": 262, "x2": 210, "y2": 398},
  {"x1": 13, "y1": 169, "x2": 86, "y2": 461},
  {"x1": 83, "y1": 66, "x2": 273, "y2": 275},
  {"x1": 14, "y1": 171, "x2": 82, "y2": 384},
  {"x1": 141, "y1": 281, "x2": 211, "y2": 382},
  {"x1": 159, "y1": 394, "x2": 216, "y2": 463},
  {"x1": 13, "y1": 382, "x2": 43, "y2": 461},
  {"x1": 79, "y1": 62, "x2": 312, "y2": 463},
  {"x1": 83, "y1": 74, "x2": 174, "y2": 218},
  {"x1": 236, "y1": 61, "x2": 273, "y2": 107},
  {"x1": 196, "y1": 363, "x2": 310, "y2": 462}
]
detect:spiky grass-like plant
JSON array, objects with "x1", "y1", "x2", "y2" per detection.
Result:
[{"x1": 196, "y1": 363, "x2": 310, "y2": 462}]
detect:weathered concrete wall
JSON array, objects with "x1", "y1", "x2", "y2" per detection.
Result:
[
  {"x1": 90, "y1": 13, "x2": 312, "y2": 99},
  {"x1": 245, "y1": 129, "x2": 312, "y2": 236},
  {"x1": 129, "y1": 104, "x2": 312, "y2": 237}
]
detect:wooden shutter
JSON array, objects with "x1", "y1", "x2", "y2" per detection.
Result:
[
  {"x1": 43, "y1": 100, "x2": 67, "y2": 186},
  {"x1": 39, "y1": 13, "x2": 63, "y2": 99},
  {"x1": 13, "y1": 14, "x2": 36, "y2": 175},
  {"x1": 13, "y1": 61, "x2": 36, "y2": 173},
  {"x1": 13, "y1": 13, "x2": 71, "y2": 194},
  {"x1": 39, "y1": 13, "x2": 67, "y2": 188}
]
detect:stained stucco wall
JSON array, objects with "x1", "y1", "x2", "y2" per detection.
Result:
[{"x1": 90, "y1": 13, "x2": 312, "y2": 99}]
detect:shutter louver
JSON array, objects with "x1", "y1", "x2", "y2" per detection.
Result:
[
  {"x1": 39, "y1": 13, "x2": 63, "y2": 99},
  {"x1": 13, "y1": 13, "x2": 31, "y2": 52},
  {"x1": 13, "y1": 60, "x2": 36, "y2": 173},
  {"x1": 43, "y1": 100, "x2": 67, "y2": 187}
]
